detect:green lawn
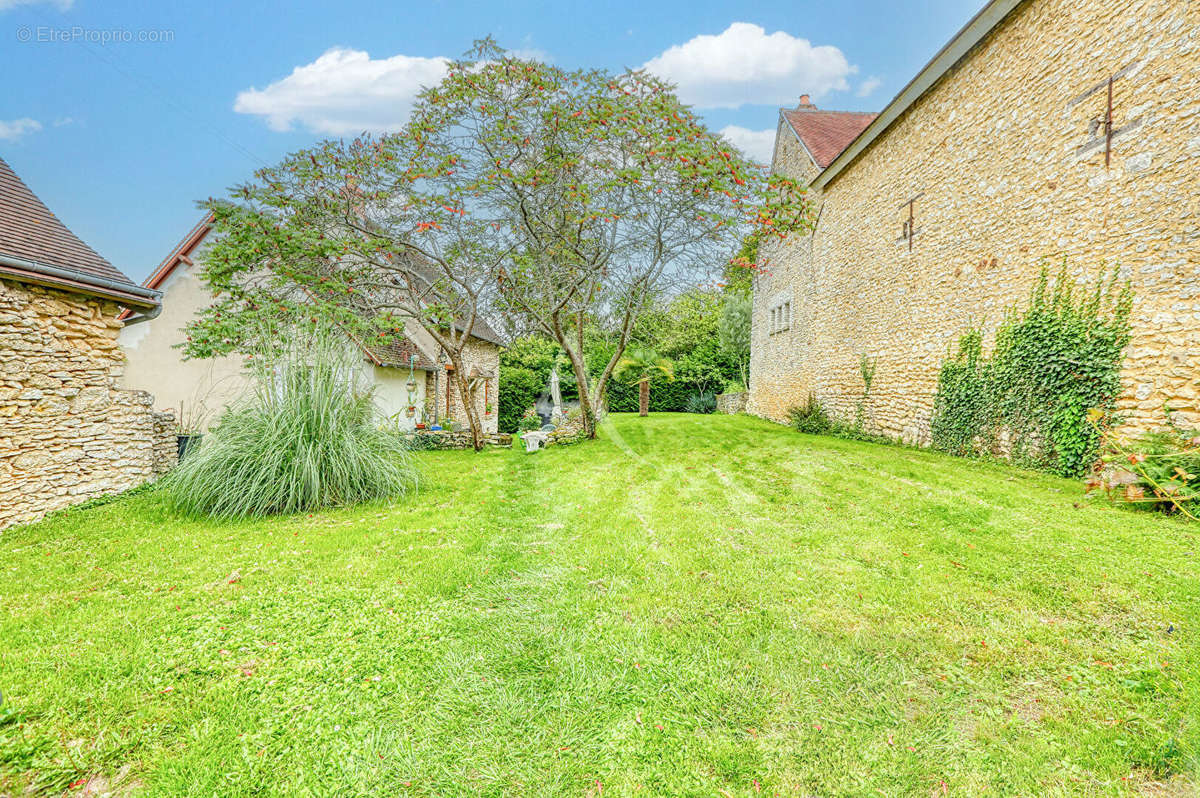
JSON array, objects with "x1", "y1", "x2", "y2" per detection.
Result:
[{"x1": 2, "y1": 413, "x2": 1197, "y2": 796}]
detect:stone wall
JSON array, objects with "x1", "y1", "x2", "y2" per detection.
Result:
[
  {"x1": 152, "y1": 410, "x2": 179, "y2": 477},
  {"x1": 751, "y1": 0, "x2": 1200, "y2": 443},
  {"x1": 0, "y1": 279, "x2": 176, "y2": 529},
  {"x1": 405, "y1": 430, "x2": 513, "y2": 450},
  {"x1": 716, "y1": 391, "x2": 748, "y2": 414},
  {"x1": 542, "y1": 405, "x2": 605, "y2": 446}
]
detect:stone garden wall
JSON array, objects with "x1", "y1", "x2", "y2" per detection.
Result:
[
  {"x1": 750, "y1": 0, "x2": 1200, "y2": 443},
  {"x1": 405, "y1": 430, "x2": 513, "y2": 450},
  {"x1": 0, "y1": 278, "x2": 177, "y2": 529},
  {"x1": 716, "y1": 391, "x2": 748, "y2": 414}
]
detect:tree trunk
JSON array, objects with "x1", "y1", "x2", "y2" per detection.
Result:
[
  {"x1": 447, "y1": 353, "x2": 485, "y2": 452},
  {"x1": 564, "y1": 344, "x2": 596, "y2": 438},
  {"x1": 639, "y1": 378, "x2": 649, "y2": 416},
  {"x1": 549, "y1": 316, "x2": 598, "y2": 439}
]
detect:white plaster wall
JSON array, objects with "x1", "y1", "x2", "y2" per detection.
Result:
[
  {"x1": 117, "y1": 244, "x2": 248, "y2": 430},
  {"x1": 369, "y1": 364, "x2": 429, "y2": 431}
]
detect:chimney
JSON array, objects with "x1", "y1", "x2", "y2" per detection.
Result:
[{"x1": 796, "y1": 94, "x2": 816, "y2": 110}]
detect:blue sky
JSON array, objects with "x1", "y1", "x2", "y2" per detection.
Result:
[{"x1": 1, "y1": 0, "x2": 983, "y2": 282}]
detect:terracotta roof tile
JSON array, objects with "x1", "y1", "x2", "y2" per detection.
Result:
[
  {"x1": 361, "y1": 334, "x2": 438, "y2": 370},
  {"x1": 0, "y1": 156, "x2": 136, "y2": 286},
  {"x1": 781, "y1": 109, "x2": 879, "y2": 169}
]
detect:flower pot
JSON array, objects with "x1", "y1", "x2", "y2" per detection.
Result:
[{"x1": 176, "y1": 433, "x2": 202, "y2": 461}]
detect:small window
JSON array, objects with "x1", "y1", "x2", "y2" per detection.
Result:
[{"x1": 769, "y1": 300, "x2": 792, "y2": 335}]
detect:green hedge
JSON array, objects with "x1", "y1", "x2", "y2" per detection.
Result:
[
  {"x1": 605, "y1": 376, "x2": 706, "y2": 413},
  {"x1": 498, "y1": 367, "x2": 545, "y2": 434}
]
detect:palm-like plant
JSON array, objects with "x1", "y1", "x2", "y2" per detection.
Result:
[{"x1": 615, "y1": 349, "x2": 674, "y2": 417}]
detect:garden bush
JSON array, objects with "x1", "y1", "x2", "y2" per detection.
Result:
[
  {"x1": 606, "y1": 376, "x2": 703, "y2": 413},
  {"x1": 786, "y1": 393, "x2": 832, "y2": 435},
  {"x1": 498, "y1": 336, "x2": 571, "y2": 433},
  {"x1": 517, "y1": 408, "x2": 543, "y2": 432},
  {"x1": 498, "y1": 366, "x2": 545, "y2": 434},
  {"x1": 162, "y1": 333, "x2": 417, "y2": 519},
  {"x1": 1088, "y1": 407, "x2": 1200, "y2": 519},
  {"x1": 684, "y1": 391, "x2": 717, "y2": 414}
]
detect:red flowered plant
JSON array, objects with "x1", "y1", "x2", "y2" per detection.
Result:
[{"x1": 1086, "y1": 405, "x2": 1200, "y2": 519}]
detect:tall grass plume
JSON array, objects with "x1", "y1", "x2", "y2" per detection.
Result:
[{"x1": 163, "y1": 330, "x2": 417, "y2": 519}]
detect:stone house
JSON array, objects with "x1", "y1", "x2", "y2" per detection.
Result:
[
  {"x1": 118, "y1": 215, "x2": 503, "y2": 434},
  {"x1": 751, "y1": 0, "x2": 1200, "y2": 443},
  {"x1": 0, "y1": 156, "x2": 174, "y2": 530}
]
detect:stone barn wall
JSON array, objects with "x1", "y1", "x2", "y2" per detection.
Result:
[
  {"x1": 0, "y1": 278, "x2": 177, "y2": 529},
  {"x1": 750, "y1": 0, "x2": 1200, "y2": 443}
]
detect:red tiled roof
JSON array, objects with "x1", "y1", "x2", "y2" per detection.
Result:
[
  {"x1": 781, "y1": 109, "x2": 879, "y2": 169},
  {"x1": 361, "y1": 334, "x2": 438, "y2": 370},
  {"x1": 0, "y1": 156, "x2": 136, "y2": 286}
]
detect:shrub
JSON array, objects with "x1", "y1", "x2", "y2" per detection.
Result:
[
  {"x1": 684, "y1": 391, "x2": 717, "y2": 414},
  {"x1": 1087, "y1": 408, "x2": 1200, "y2": 519},
  {"x1": 517, "y1": 408, "x2": 542, "y2": 432},
  {"x1": 787, "y1": 393, "x2": 832, "y2": 435},
  {"x1": 498, "y1": 366, "x2": 545, "y2": 433},
  {"x1": 162, "y1": 333, "x2": 417, "y2": 519},
  {"x1": 931, "y1": 263, "x2": 1132, "y2": 477}
]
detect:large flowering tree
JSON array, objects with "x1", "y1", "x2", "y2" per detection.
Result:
[{"x1": 185, "y1": 40, "x2": 812, "y2": 445}]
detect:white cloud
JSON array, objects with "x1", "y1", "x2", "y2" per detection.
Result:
[
  {"x1": 508, "y1": 47, "x2": 550, "y2": 63},
  {"x1": 856, "y1": 76, "x2": 882, "y2": 98},
  {"x1": 643, "y1": 22, "x2": 854, "y2": 109},
  {"x1": 234, "y1": 47, "x2": 450, "y2": 135},
  {"x1": 0, "y1": 0, "x2": 72, "y2": 9},
  {"x1": 719, "y1": 125, "x2": 776, "y2": 164},
  {"x1": 0, "y1": 118, "x2": 42, "y2": 141}
]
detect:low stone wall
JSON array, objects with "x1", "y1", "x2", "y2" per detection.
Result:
[
  {"x1": 716, "y1": 392, "x2": 748, "y2": 414},
  {"x1": 0, "y1": 279, "x2": 177, "y2": 529},
  {"x1": 406, "y1": 429, "x2": 513, "y2": 450},
  {"x1": 152, "y1": 410, "x2": 179, "y2": 477}
]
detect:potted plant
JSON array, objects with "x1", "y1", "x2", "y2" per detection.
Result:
[
  {"x1": 175, "y1": 401, "x2": 209, "y2": 462},
  {"x1": 517, "y1": 408, "x2": 542, "y2": 432}
]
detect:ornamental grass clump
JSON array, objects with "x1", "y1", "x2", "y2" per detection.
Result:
[{"x1": 163, "y1": 334, "x2": 417, "y2": 519}]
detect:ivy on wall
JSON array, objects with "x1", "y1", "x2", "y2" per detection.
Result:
[{"x1": 931, "y1": 264, "x2": 1133, "y2": 478}]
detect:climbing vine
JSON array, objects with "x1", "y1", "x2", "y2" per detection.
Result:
[
  {"x1": 930, "y1": 263, "x2": 1133, "y2": 478},
  {"x1": 855, "y1": 353, "x2": 877, "y2": 430}
]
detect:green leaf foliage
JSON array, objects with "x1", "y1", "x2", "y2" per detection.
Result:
[
  {"x1": 1089, "y1": 408, "x2": 1200, "y2": 519},
  {"x1": 497, "y1": 336, "x2": 572, "y2": 433},
  {"x1": 786, "y1": 393, "x2": 833, "y2": 435},
  {"x1": 931, "y1": 263, "x2": 1133, "y2": 477}
]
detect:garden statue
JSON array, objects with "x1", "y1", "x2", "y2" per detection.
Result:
[{"x1": 549, "y1": 368, "x2": 564, "y2": 424}]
